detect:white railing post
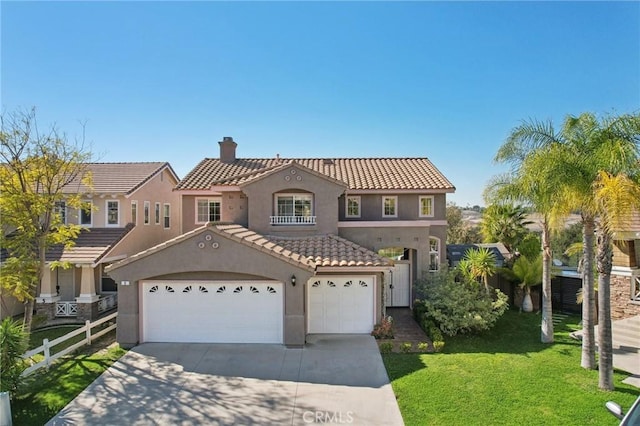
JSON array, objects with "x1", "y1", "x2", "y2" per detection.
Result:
[
  {"x1": 86, "y1": 320, "x2": 92, "y2": 344},
  {"x1": 43, "y1": 338, "x2": 51, "y2": 368}
]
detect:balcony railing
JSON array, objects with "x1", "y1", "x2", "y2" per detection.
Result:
[
  {"x1": 55, "y1": 301, "x2": 78, "y2": 317},
  {"x1": 270, "y1": 215, "x2": 316, "y2": 225},
  {"x1": 98, "y1": 294, "x2": 118, "y2": 313}
]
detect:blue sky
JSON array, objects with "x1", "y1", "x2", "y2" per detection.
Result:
[{"x1": 2, "y1": 1, "x2": 639, "y2": 207}]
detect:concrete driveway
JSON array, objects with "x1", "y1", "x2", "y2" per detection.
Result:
[{"x1": 47, "y1": 335, "x2": 404, "y2": 425}]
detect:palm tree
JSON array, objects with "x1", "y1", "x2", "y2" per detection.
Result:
[
  {"x1": 487, "y1": 123, "x2": 570, "y2": 344},
  {"x1": 592, "y1": 172, "x2": 640, "y2": 390},
  {"x1": 460, "y1": 247, "x2": 497, "y2": 293},
  {"x1": 504, "y1": 254, "x2": 543, "y2": 313},
  {"x1": 481, "y1": 203, "x2": 532, "y2": 255}
]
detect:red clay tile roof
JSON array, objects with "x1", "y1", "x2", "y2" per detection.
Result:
[
  {"x1": 63, "y1": 162, "x2": 175, "y2": 195},
  {"x1": 176, "y1": 158, "x2": 454, "y2": 191},
  {"x1": 46, "y1": 226, "x2": 134, "y2": 264},
  {"x1": 108, "y1": 223, "x2": 391, "y2": 272}
]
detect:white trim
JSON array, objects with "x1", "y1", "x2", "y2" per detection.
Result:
[
  {"x1": 345, "y1": 195, "x2": 361, "y2": 218},
  {"x1": 382, "y1": 196, "x2": 398, "y2": 218},
  {"x1": 154, "y1": 202, "x2": 161, "y2": 225},
  {"x1": 338, "y1": 220, "x2": 446, "y2": 227},
  {"x1": 347, "y1": 189, "x2": 454, "y2": 194},
  {"x1": 419, "y1": 195, "x2": 434, "y2": 218},
  {"x1": 175, "y1": 189, "x2": 228, "y2": 195},
  {"x1": 195, "y1": 197, "x2": 222, "y2": 224},
  {"x1": 316, "y1": 266, "x2": 392, "y2": 273},
  {"x1": 105, "y1": 199, "x2": 120, "y2": 227},
  {"x1": 163, "y1": 203, "x2": 171, "y2": 229},
  {"x1": 54, "y1": 201, "x2": 67, "y2": 225},
  {"x1": 429, "y1": 236, "x2": 441, "y2": 271},
  {"x1": 143, "y1": 201, "x2": 151, "y2": 225},
  {"x1": 611, "y1": 266, "x2": 640, "y2": 277},
  {"x1": 274, "y1": 193, "x2": 314, "y2": 219}
]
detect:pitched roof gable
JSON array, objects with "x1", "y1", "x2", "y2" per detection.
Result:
[
  {"x1": 45, "y1": 225, "x2": 134, "y2": 264},
  {"x1": 176, "y1": 157, "x2": 454, "y2": 191},
  {"x1": 63, "y1": 162, "x2": 177, "y2": 195}
]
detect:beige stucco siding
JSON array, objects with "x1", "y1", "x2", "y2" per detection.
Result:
[{"x1": 241, "y1": 165, "x2": 346, "y2": 236}]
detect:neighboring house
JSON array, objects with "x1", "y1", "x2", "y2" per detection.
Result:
[
  {"x1": 609, "y1": 211, "x2": 640, "y2": 320},
  {"x1": 107, "y1": 137, "x2": 455, "y2": 347},
  {"x1": 24, "y1": 162, "x2": 181, "y2": 322}
]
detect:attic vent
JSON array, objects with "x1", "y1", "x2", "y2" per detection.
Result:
[{"x1": 323, "y1": 159, "x2": 334, "y2": 165}]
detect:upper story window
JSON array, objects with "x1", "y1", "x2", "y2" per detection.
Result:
[
  {"x1": 346, "y1": 196, "x2": 361, "y2": 218},
  {"x1": 80, "y1": 201, "x2": 93, "y2": 226},
  {"x1": 163, "y1": 203, "x2": 171, "y2": 229},
  {"x1": 154, "y1": 202, "x2": 161, "y2": 225},
  {"x1": 131, "y1": 201, "x2": 138, "y2": 225},
  {"x1": 106, "y1": 200, "x2": 120, "y2": 226},
  {"x1": 54, "y1": 201, "x2": 67, "y2": 225},
  {"x1": 429, "y1": 237, "x2": 440, "y2": 271},
  {"x1": 419, "y1": 196, "x2": 434, "y2": 217},
  {"x1": 196, "y1": 198, "x2": 221, "y2": 224},
  {"x1": 144, "y1": 201, "x2": 150, "y2": 225},
  {"x1": 271, "y1": 193, "x2": 315, "y2": 225},
  {"x1": 382, "y1": 196, "x2": 398, "y2": 218}
]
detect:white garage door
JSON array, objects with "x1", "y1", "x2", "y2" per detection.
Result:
[
  {"x1": 142, "y1": 281, "x2": 283, "y2": 343},
  {"x1": 308, "y1": 276, "x2": 375, "y2": 334}
]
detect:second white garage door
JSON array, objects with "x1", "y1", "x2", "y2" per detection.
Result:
[
  {"x1": 307, "y1": 276, "x2": 375, "y2": 334},
  {"x1": 141, "y1": 281, "x2": 283, "y2": 343}
]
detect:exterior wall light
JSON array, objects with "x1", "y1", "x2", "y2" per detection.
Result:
[{"x1": 291, "y1": 274, "x2": 297, "y2": 286}]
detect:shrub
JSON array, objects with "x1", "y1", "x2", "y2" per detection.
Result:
[
  {"x1": 400, "y1": 342, "x2": 413, "y2": 353},
  {"x1": 414, "y1": 268, "x2": 509, "y2": 336},
  {"x1": 433, "y1": 341, "x2": 445, "y2": 352},
  {"x1": 417, "y1": 342, "x2": 429, "y2": 352},
  {"x1": 0, "y1": 317, "x2": 28, "y2": 395},
  {"x1": 379, "y1": 342, "x2": 393, "y2": 354},
  {"x1": 371, "y1": 315, "x2": 394, "y2": 339}
]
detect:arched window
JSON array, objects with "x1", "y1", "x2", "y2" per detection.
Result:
[{"x1": 429, "y1": 237, "x2": 440, "y2": 271}]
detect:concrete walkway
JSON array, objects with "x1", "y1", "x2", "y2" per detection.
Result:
[{"x1": 47, "y1": 335, "x2": 404, "y2": 425}]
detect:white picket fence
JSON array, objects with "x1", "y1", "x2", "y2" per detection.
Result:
[{"x1": 21, "y1": 312, "x2": 117, "y2": 377}]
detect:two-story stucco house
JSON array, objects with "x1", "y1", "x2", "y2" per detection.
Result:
[
  {"x1": 29, "y1": 162, "x2": 181, "y2": 322},
  {"x1": 107, "y1": 138, "x2": 455, "y2": 347}
]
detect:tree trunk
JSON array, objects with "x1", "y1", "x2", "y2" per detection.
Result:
[
  {"x1": 23, "y1": 236, "x2": 47, "y2": 333},
  {"x1": 596, "y1": 227, "x2": 614, "y2": 390},
  {"x1": 581, "y1": 215, "x2": 597, "y2": 369},
  {"x1": 541, "y1": 221, "x2": 554, "y2": 343}
]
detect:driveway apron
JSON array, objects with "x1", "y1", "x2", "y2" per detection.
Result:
[{"x1": 46, "y1": 335, "x2": 404, "y2": 425}]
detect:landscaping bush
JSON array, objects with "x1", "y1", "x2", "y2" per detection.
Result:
[
  {"x1": 379, "y1": 342, "x2": 393, "y2": 354},
  {"x1": 371, "y1": 315, "x2": 394, "y2": 339},
  {"x1": 432, "y1": 340, "x2": 445, "y2": 352},
  {"x1": 0, "y1": 317, "x2": 28, "y2": 395},
  {"x1": 414, "y1": 268, "x2": 509, "y2": 336},
  {"x1": 400, "y1": 342, "x2": 413, "y2": 353},
  {"x1": 417, "y1": 342, "x2": 429, "y2": 352}
]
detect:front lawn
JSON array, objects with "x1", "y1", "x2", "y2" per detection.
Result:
[
  {"x1": 384, "y1": 310, "x2": 639, "y2": 426},
  {"x1": 12, "y1": 331, "x2": 126, "y2": 425}
]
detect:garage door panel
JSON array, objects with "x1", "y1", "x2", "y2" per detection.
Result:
[
  {"x1": 308, "y1": 276, "x2": 374, "y2": 334},
  {"x1": 142, "y1": 281, "x2": 283, "y2": 343}
]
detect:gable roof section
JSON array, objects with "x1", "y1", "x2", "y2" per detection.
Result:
[
  {"x1": 45, "y1": 225, "x2": 134, "y2": 264},
  {"x1": 237, "y1": 161, "x2": 348, "y2": 189},
  {"x1": 63, "y1": 162, "x2": 177, "y2": 195},
  {"x1": 176, "y1": 158, "x2": 454, "y2": 191},
  {"x1": 107, "y1": 223, "x2": 391, "y2": 273}
]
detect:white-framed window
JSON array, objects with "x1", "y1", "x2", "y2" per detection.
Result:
[
  {"x1": 131, "y1": 201, "x2": 138, "y2": 225},
  {"x1": 633, "y1": 277, "x2": 640, "y2": 302},
  {"x1": 429, "y1": 237, "x2": 440, "y2": 271},
  {"x1": 80, "y1": 200, "x2": 93, "y2": 226},
  {"x1": 196, "y1": 198, "x2": 221, "y2": 224},
  {"x1": 106, "y1": 200, "x2": 120, "y2": 226},
  {"x1": 54, "y1": 201, "x2": 67, "y2": 225},
  {"x1": 144, "y1": 201, "x2": 150, "y2": 225},
  {"x1": 419, "y1": 196, "x2": 434, "y2": 217},
  {"x1": 163, "y1": 203, "x2": 171, "y2": 229},
  {"x1": 346, "y1": 196, "x2": 361, "y2": 218},
  {"x1": 275, "y1": 193, "x2": 313, "y2": 218},
  {"x1": 154, "y1": 202, "x2": 161, "y2": 225},
  {"x1": 382, "y1": 196, "x2": 398, "y2": 218}
]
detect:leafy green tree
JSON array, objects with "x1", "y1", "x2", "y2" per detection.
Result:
[
  {"x1": 0, "y1": 317, "x2": 28, "y2": 395},
  {"x1": 481, "y1": 203, "x2": 532, "y2": 255},
  {"x1": 551, "y1": 222, "x2": 583, "y2": 267},
  {"x1": 0, "y1": 108, "x2": 92, "y2": 331},
  {"x1": 446, "y1": 203, "x2": 482, "y2": 244},
  {"x1": 517, "y1": 233, "x2": 542, "y2": 261}
]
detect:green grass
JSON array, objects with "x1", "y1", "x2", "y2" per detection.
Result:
[
  {"x1": 12, "y1": 332, "x2": 126, "y2": 425},
  {"x1": 28, "y1": 325, "x2": 83, "y2": 355},
  {"x1": 384, "y1": 310, "x2": 640, "y2": 426}
]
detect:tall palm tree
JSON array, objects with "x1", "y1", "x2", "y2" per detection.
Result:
[
  {"x1": 592, "y1": 172, "x2": 640, "y2": 390},
  {"x1": 487, "y1": 123, "x2": 570, "y2": 344}
]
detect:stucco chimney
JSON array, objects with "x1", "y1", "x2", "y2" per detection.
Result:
[{"x1": 219, "y1": 137, "x2": 237, "y2": 164}]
